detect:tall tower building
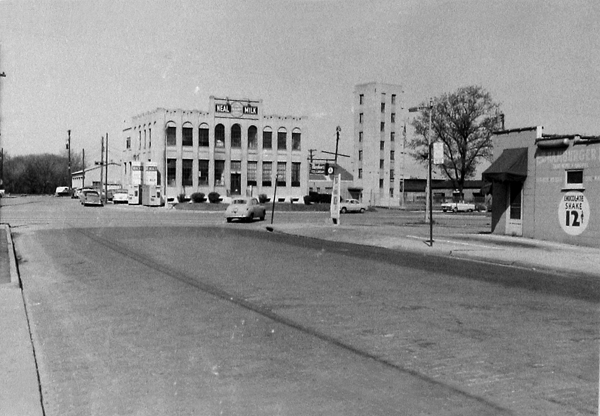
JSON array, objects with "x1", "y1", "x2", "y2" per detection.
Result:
[{"x1": 353, "y1": 82, "x2": 405, "y2": 206}]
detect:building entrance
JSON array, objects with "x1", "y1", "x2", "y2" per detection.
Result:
[
  {"x1": 231, "y1": 173, "x2": 241, "y2": 195},
  {"x1": 506, "y1": 182, "x2": 523, "y2": 236}
]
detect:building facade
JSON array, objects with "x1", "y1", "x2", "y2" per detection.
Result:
[
  {"x1": 122, "y1": 97, "x2": 308, "y2": 202},
  {"x1": 72, "y1": 163, "x2": 122, "y2": 190},
  {"x1": 483, "y1": 126, "x2": 600, "y2": 247},
  {"x1": 352, "y1": 82, "x2": 406, "y2": 206}
]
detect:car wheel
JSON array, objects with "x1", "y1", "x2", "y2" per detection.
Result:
[
  {"x1": 340, "y1": 207, "x2": 347, "y2": 213},
  {"x1": 247, "y1": 213, "x2": 254, "y2": 222},
  {"x1": 452, "y1": 207, "x2": 458, "y2": 213},
  {"x1": 467, "y1": 209, "x2": 473, "y2": 212},
  {"x1": 226, "y1": 218, "x2": 232, "y2": 223},
  {"x1": 359, "y1": 208, "x2": 365, "y2": 213}
]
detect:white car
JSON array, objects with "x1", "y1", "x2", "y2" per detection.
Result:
[
  {"x1": 339, "y1": 199, "x2": 367, "y2": 213},
  {"x1": 111, "y1": 189, "x2": 129, "y2": 204},
  {"x1": 225, "y1": 197, "x2": 267, "y2": 222},
  {"x1": 441, "y1": 201, "x2": 476, "y2": 213}
]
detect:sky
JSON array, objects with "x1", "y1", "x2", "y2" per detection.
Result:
[{"x1": 0, "y1": 0, "x2": 598, "y2": 173}]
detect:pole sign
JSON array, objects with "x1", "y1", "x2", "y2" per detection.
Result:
[
  {"x1": 330, "y1": 174, "x2": 341, "y2": 225},
  {"x1": 433, "y1": 141, "x2": 444, "y2": 165},
  {"x1": 558, "y1": 191, "x2": 590, "y2": 236}
]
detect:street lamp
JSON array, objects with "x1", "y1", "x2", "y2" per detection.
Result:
[{"x1": 409, "y1": 99, "x2": 434, "y2": 246}]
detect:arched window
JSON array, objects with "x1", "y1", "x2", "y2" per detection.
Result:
[
  {"x1": 263, "y1": 127, "x2": 272, "y2": 149},
  {"x1": 198, "y1": 123, "x2": 209, "y2": 147},
  {"x1": 166, "y1": 121, "x2": 177, "y2": 146},
  {"x1": 277, "y1": 127, "x2": 287, "y2": 150},
  {"x1": 182, "y1": 122, "x2": 193, "y2": 147},
  {"x1": 215, "y1": 124, "x2": 225, "y2": 148},
  {"x1": 292, "y1": 128, "x2": 301, "y2": 151},
  {"x1": 231, "y1": 124, "x2": 241, "y2": 148},
  {"x1": 248, "y1": 126, "x2": 257, "y2": 149}
]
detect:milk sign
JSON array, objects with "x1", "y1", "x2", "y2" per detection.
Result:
[{"x1": 558, "y1": 191, "x2": 590, "y2": 236}]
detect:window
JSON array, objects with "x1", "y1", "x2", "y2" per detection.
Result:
[
  {"x1": 291, "y1": 162, "x2": 301, "y2": 187},
  {"x1": 277, "y1": 129, "x2": 287, "y2": 150},
  {"x1": 390, "y1": 150, "x2": 395, "y2": 161},
  {"x1": 390, "y1": 131, "x2": 395, "y2": 142},
  {"x1": 390, "y1": 169, "x2": 395, "y2": 180},
  {"x1": 359, "y1": 113, "x2": 364, "y2": 123},
  {"x1": 262, "y1": 162, "x2": 272, "y2": 186},
  {"x1": 380, "y1": 122, "x2": 385, "y2": 132},
  {"x1": 565, "y1": 169, "x2": 584, "y2": 189},
  {"x1": 231, "y1": 160, "x2": 241, "y2": 172},
  {"x1": 182, "y1": 125, "x2": 193, "y2": 147},
  {"x1": 277, "y1": 162, "x2": 286, "y2": 186},
  {"x1": 358, "y1": 150, "x2": 363, "y2": 161},
  {"x1": 166, "y1": 126, "x2": 176, "y2": 146},
  {"x1": 248, "y1": 126, "x2": 257, "y2": 149},
  {"x1": 358, "y1": 168, "x2": 362, "y2": 179},
  {"x1": 214, "y1": 160, "x2": 225, "y2": 186},
  {"x1": 143, "y1": 130, "x2": 147, "y2": 149},
  {"x1": 126, "y1": 136, "x2": 131, "y2": 149},
  {"x1": 182, "y1": 159, "x2": 193, "y2": 186},
  {"x1": 359, "y1": 131, "x2": 363, "y2": 142},
  {"x1": 359, "y1": 94, "x2": 364, "y2": 105},
  {"x1": 380, "y1": 141, "x2": 385, "y2": 150},
  {"x1": 199, "y1": 124, "x2": 209, "y2": 147},
  {"x1": 215, "y1": 124, "x2": 225, "y2": 148},
  {"x1": 380, "y1": 159, "x2": 384, "y2": 169},
  {"x1": 391, "y1": 94, "x2": 396, "y2": 105},
  {"x1": 263, "y1": 128, "x2": 272, "y2": 149},
  {"x1": 390, "y1": 187, "x2": 394, "y2": 198},
  {"x1": 381, "y1": 102, "x2": 386, "y2": 113},
  {"x1": 148, "y1": 128, "x2": 152, "y2": 148},
  {"x1": 391, "y1": 113, "x2": 396, "y2": 123},
  {"x1": 138, "y1": 131, "x2": 142, "y2": 149},
  {"x1": 198, "y1": 160, "x2": 209, "y2": 185},
  {"x1": 247, "y1": 161, "x2": 257, "y2": 186},
  {"x1": 167, "y1": 158, "x2": 176, "y2": 186},
  {"x1": 292, "y1": 129, "x2": 301, "y2": 151},
  {"x1": 231, "y1": 124, "x2": 241, "y2": 148},
  {"x1": 379, "y1": 178, "x2": 384, "y2": 188}
]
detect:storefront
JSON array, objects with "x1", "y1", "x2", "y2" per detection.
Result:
[{"x1": 483, "y1": 126, "x2": 600, "y2": 247}]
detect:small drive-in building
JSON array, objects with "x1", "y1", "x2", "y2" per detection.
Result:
[{"x1": 483, "y1": 126, "x2": 599, "y2": 247}]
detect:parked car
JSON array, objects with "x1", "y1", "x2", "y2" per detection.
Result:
[
  {"x1": 339, "y1": 198, "x2": 367, "y2": 213},
  {"x1": 111, "y1": 189, "x2": 129, "y2": 204},
  {"x1": 441, "y1": 201, "x2": 476, "y2": 213},
  {"x1": 80, "y1": 189, "x2": 103, "y2": 207},
  {"x1": 55, "y1": 186, "x2": 71, "y2": 197},
  {"x1": 225, "y1": 197, "x2": 266, "y2": 222}
]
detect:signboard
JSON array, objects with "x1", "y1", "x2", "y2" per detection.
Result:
[
  {"x1": 144, "y1": 162, "x2": 158, "y2": 186},
  {"x1": 310, "y1": 162, "x2": 326, "y2": 174},
  {"x1": 433, "y1": 141, "x2": 444, "y2": 165},
  {"x1": 131, "y1": 161, "x2": 143, "y2": 186},
  {"x1": 558, "y1": 191, "x2": 590, "y2": 236},
  {"x1": 215, "y1": 101, "x2": 259, "y2": 118},
  {"x1": 330, "y1": 174, "x2": 341, "y2": 225}
]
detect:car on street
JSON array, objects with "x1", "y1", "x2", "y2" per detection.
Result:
[
  {"x1": 339, "y1": 198, "x2": 367, "y2": 213},
  {"x1": 80, "y1": 189, "x2": 103, "y2": 207},
  {"x1": 225, "y1": 197, "x2": 266, "y2": 222},
  {"x1": 441, "y1": 201, "x2": 476, "y2": 213},
  {"x1": 111, "y1": 189, "x2": 129, "y2": 204},
  {"x1": 55, "y1": 186, "x2": 71, "y2": 197}
]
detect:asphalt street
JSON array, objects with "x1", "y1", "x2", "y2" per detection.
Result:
[{"x1": 1, "y1": 196, "x2": 598, "y2": 415}]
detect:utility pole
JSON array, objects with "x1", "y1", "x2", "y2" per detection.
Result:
[
  {"x1": 67, "y1": 130, "x2": 72, "y2": 190},
  {"x1": 335, "y1": 126, "x2": 341, "y2": 164},
  {"x1": 100, "y1": 135, "x2": 104, "y2": 201},
  {"x1": 0, "y1": 68, "x2": 5, "y2": 190},
  {"x1": 104, "y1": 132, "x2": 109, "y2": 204},
  {"x1": 82, "y1": 149, "x2": 85, "y2": 188}
]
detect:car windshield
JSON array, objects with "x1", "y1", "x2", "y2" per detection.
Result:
[{"x1": 232, "y1": 199, "x2": 247, "y2": 204}]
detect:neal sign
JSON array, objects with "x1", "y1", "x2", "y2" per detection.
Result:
[{"x1": 215, "y1": 102, "x2": 258, "y2": 117}]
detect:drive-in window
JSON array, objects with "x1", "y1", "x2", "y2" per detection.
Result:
[{"x1": 565, "y1": 169, "x2": 584, "y2": 190}]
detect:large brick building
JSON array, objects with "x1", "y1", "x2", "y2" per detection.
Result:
[{"x1": 122, "y1": 96, "x2": 308, "y2": 202}]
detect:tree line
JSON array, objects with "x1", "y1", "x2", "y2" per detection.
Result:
[{"x1": 2, "y1": 152, "x2": 83, "y2": 195}]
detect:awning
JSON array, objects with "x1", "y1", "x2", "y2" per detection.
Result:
[{"x1": 482, "y1": 147, "x2": 528, "y2": 182}]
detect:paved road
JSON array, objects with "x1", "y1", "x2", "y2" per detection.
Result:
[{"x1": 2, "y1": 196, "x2": 597, "y2": 415}]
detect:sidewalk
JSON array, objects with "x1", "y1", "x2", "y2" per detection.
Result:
[
  {"x1": 0, "y1": 225, "x2": 44, "y2": 416},
  {"x1": 267, "y1": 222, "x2": 600, "y2": 278}
]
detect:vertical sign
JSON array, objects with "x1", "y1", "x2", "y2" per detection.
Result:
[
  {"x1": 433, "y1": 141, "x2": 444, "y2": 165},
  {"x1": 131, "y1": 161, "x2": 143, "y2": 186},
  {"x1": 144, "y1": 162, "x2": 158, "y2": 186},
  {"x1": 558, "y1": 191, "x2": 590, "y2": 236},
  {"x1": 330, "y1": 174, "x2": 341, "y2": 225}
]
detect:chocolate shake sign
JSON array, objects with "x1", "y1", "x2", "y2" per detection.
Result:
[{"x1": 558, "y1": 191, "x2": 590, "y2": 236}]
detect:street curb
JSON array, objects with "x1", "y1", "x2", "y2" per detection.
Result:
[{"x1": 3, "y1": 224, "x2": 20, "y2": 288}]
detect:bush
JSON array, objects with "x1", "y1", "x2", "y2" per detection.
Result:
[
  {"x1": 178, "y1": 193, "x2": 189, "y2": 203},
  {"x1": 303, "y1": 195, "x2": 312, "y2": 205},
  {"x1": 190, "y1": 192, "x2": 206, "y2": 203},
  {"x1": 208, "y1": 192, "x2": 221, "y2": 203},
  {"x1": 258, "y1": 193, "x2": 269, "y2": 204}
]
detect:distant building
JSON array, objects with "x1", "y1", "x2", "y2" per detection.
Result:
[
  {"x1": 352, "y1": 82, "x2": 407, "y2": 206},
  {"x1": 483, "y1": 126, "x2": 600, "y2": 247},
  {"x1": 122, "y1": 96, "x2": 308, "y2": 201},
  {"x1": 308, "y1": 164, "x2": 354, "y2": 200},
  {"x1": 72, "y1": 163, "x2": 121, "y2": 190}
]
